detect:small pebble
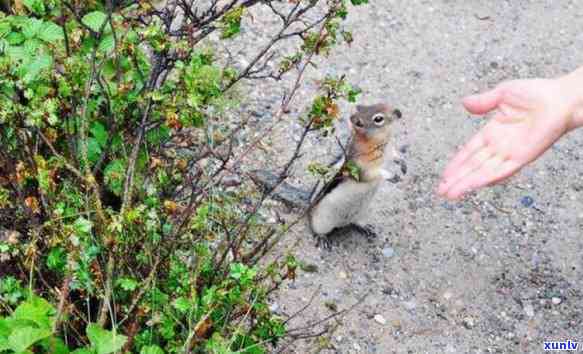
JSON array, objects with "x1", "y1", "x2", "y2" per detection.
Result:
[
  {"x1": 325, "y1": 301, "x2": 338, "y2": 312},
  {"x1": 269, "y1": 303, "x2": 280, "y2": 312},
  {"x1": 520, "y1": 196, "x2": 534, "y2": 207},
  {"x1": 382, "y1": 247, "x2": 395, "y2": 258},
  {"x1": 339, "y1": 271, "x2": 348, "y2": 279},
  {"x1": 374, "y1": 314, "x2": 387, "y2": 325},
  {"x1": 523, "y1": 303, "x2": 535, "y2": 318},
  {"x1": 402, "y1": 300, "x2": 416, "y2": 310},
  {"x1": 462, "y1": 317, "x2": 475, "y2": 329},
  {"x1": 551, "y1": 297, "x2": 562, "y2": 305},
  {"x1": 391, "y1": 319, "x2": 402, "y2": 330},
  {"x1": 443, "y1": 291, "x2": 453, "y2": 301},
  {"x1": 300, "y1": 263, "x2": 319, "y2": 273}
]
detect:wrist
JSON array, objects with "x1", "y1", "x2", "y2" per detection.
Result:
[{"x1": 558, "y1": 66, "x2": 583, "y2": 130}]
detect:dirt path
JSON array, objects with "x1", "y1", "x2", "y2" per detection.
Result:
[{"x1": 234, "y1": 1, "x2": 583, "y2": 353}]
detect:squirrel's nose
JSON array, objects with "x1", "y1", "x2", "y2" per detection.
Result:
[{"x1": 392, "y1": 109, "x2": 402, "y2": 119}]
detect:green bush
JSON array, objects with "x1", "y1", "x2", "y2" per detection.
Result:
[{"x1": 0, "y1": 0, "x2": 366, "y2": 352}]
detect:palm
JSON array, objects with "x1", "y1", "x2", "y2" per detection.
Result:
[{"x1": 438, "y1": 79, "x2": 573, "y2": 199}]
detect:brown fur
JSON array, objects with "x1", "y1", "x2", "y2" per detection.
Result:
[
  {"x1": 347, "y1": 104, "x2": 396, "y2": 181},
  {"x1": 349, "y1": 133, "x2": 387, "y2": 181},
  {"x1": 307, "y1": 103, "x2": 402, "y2": 238}
]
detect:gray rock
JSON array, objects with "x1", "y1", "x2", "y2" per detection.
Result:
[
  {"x1": 523, "y1": 303, "x2": 535, "y2": 318},
  {"x1": 382, "y1": 247, "x2": 395, "y2": 258},
  {"x1": 402, "y1": 300, "x2": 416, "y2": 310}
]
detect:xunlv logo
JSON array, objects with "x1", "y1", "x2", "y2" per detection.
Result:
[{"x1": 544, "y1": 340, "x2": 579, "y2": 351}]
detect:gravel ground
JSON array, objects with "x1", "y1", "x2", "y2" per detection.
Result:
[{"x1": 230, "y1": 1, "x2": 583, "y2": 353}]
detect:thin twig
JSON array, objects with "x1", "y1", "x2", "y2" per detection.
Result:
[
  {"x1": 53, "y1": 275, "x2": 72, "y2": 333},
  {"x1": 286, "y1": 291, "x2": 369, "y2": 335}
]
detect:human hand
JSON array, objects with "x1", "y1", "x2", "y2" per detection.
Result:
[{"x1": 437, "y1": 71, "x2": 583, "y2": 200}]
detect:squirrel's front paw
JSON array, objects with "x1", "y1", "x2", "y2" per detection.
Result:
[
  {"x1": 350, "y1": 224, "x2": 379, "y2": 239},
  {"x1": 382, "y1": 158, "x2": 407, "y2": 183},
  {"x1": 314, "y1": 233, "x2": 333, "y2": 250}
]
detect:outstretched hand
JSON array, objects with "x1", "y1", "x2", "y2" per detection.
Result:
[{"x1": 438, "y1": 75, "x2": 583, "y2": 200}]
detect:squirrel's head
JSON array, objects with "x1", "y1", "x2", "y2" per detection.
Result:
[{"x1": 349, "y1": 103, "x2": 402, "y2": 142}]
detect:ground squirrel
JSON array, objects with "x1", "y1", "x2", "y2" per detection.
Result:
[
  {"x1": 251, "y1": 103, "x2": 403, "y2": 247},
  {"x1": 307, "y1": 103, "x2": 402, "y2": 246}
]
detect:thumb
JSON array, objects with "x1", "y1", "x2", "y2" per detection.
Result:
[{"x1": 463, "y1": 87, "x2": 504, "y2": 115}]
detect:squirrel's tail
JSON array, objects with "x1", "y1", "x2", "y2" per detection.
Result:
[{"x1": 250, "y1": 170, "x2": 313, "y2": 210}]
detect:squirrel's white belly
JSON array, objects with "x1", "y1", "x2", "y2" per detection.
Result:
[{"x1": 309, "y1": 179, "x2": 381, "y2": 235}]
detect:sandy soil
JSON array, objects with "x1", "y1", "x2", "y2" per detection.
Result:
[{"x1": 231, "y1": 1, "x2": 583, "y2": 353}]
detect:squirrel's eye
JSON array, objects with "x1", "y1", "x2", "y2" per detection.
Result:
[{"x1": 372, "y1": 114, "x2": 385, "y2": 125}]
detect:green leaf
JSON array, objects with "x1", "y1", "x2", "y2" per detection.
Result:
[
  {"x1": 6, "y1": 45, "x2": 26, "y2": 61},
  {"x1": 23, "y1": 38, "x2": 41, "y2": 54},
  {"x1": 116, "y1": 277, "x2": 138, "y2": 292},
  {"x1": 173, "y1": 297, "x2": 191, "y2": 313},
  {"x1": 0, "y1": 319, "x2": 10, "y2": 350},
  {"x1": 98, "y1": 34, "x2": 114, "y2": 54},
  {"x1": 140, "y1": 345, "x2": 165, "y2": 354},
  {"x1": 343, "y1": 160, "x2": 361, "y2": 181},
  {"x1": 82, "y1": 11, "x2": 108, "y2": 33},
  {"x1": 46, "y1": 247, "x2": 67, "y2": 272},
  {"x1": 0, "y1": 318, "x2": 11, "y2": 337},
  {"x1": 0, "y1": 22, "x2": 10, "y2": 38},
  {"x1": 145, "y1": 125, "x2": 170, "y2": 145},
  {"x1": 39, "y1": 22, "x2": 64, "y2": 42},
  {"x1": 87, "y1": 138, "x2": 102, "y2": 164},
  {"x1": 8, "y1": 327, "x2": 51, "y2": 353},
  {"x1": 0, "y1": 39, "x2": 7, "y2": 53},
  {"x1": 0, "y1": 336, "x2": 9, "y2": 351},
  {"x1": 21, "y1": 54, "x2": 52, "y2": 83},
  {"x1": 71, "y1": 349, "x2": 95, "y2": 354},
  {"x1": 12, "y1": 296, "x2": 56, "y2": 330},
  {"x1": 22, "y1": 18, "x2": 43, "y2": 39},
  {"x1": 229, "y1": 263, "x2": 257, "y2": 286},
  {"x1": 89, "y1": 121, "x2": 108, "y2": 147},
  {"x1": 23, "y1": 0, "x2": 46, "y2": 15},
  {"x1": 220, "y1": 6, "x2": 244, "y2": 39},
  {"x1": 37, "y1": 166, "x2": 50, "y2": 192},
  {"x1": 350, "y1": 0, "x2": 369, "y2": 4},
  {"x1": 347, "y1": 86, "x2": 362, "y2": 103},
  {"x1": 103, "y1": 159, "x2": 125, "y2": 196},
  {"x1": 73, "y1": 217, "x2": 93, "y2": 235},
  {"x1": 86, "y1": 324, "x2": 127, "y2": 354},
  {"x1": 6, "y1": 32, "x2": 24, "y2": 45},
  {"x1": 39, "y1": 336, "x2": 70, "y2": 354}
]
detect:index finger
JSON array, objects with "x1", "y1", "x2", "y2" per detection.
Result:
[{"x1": 438, "y1": 131, "x2": 485, "y2": 192}]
